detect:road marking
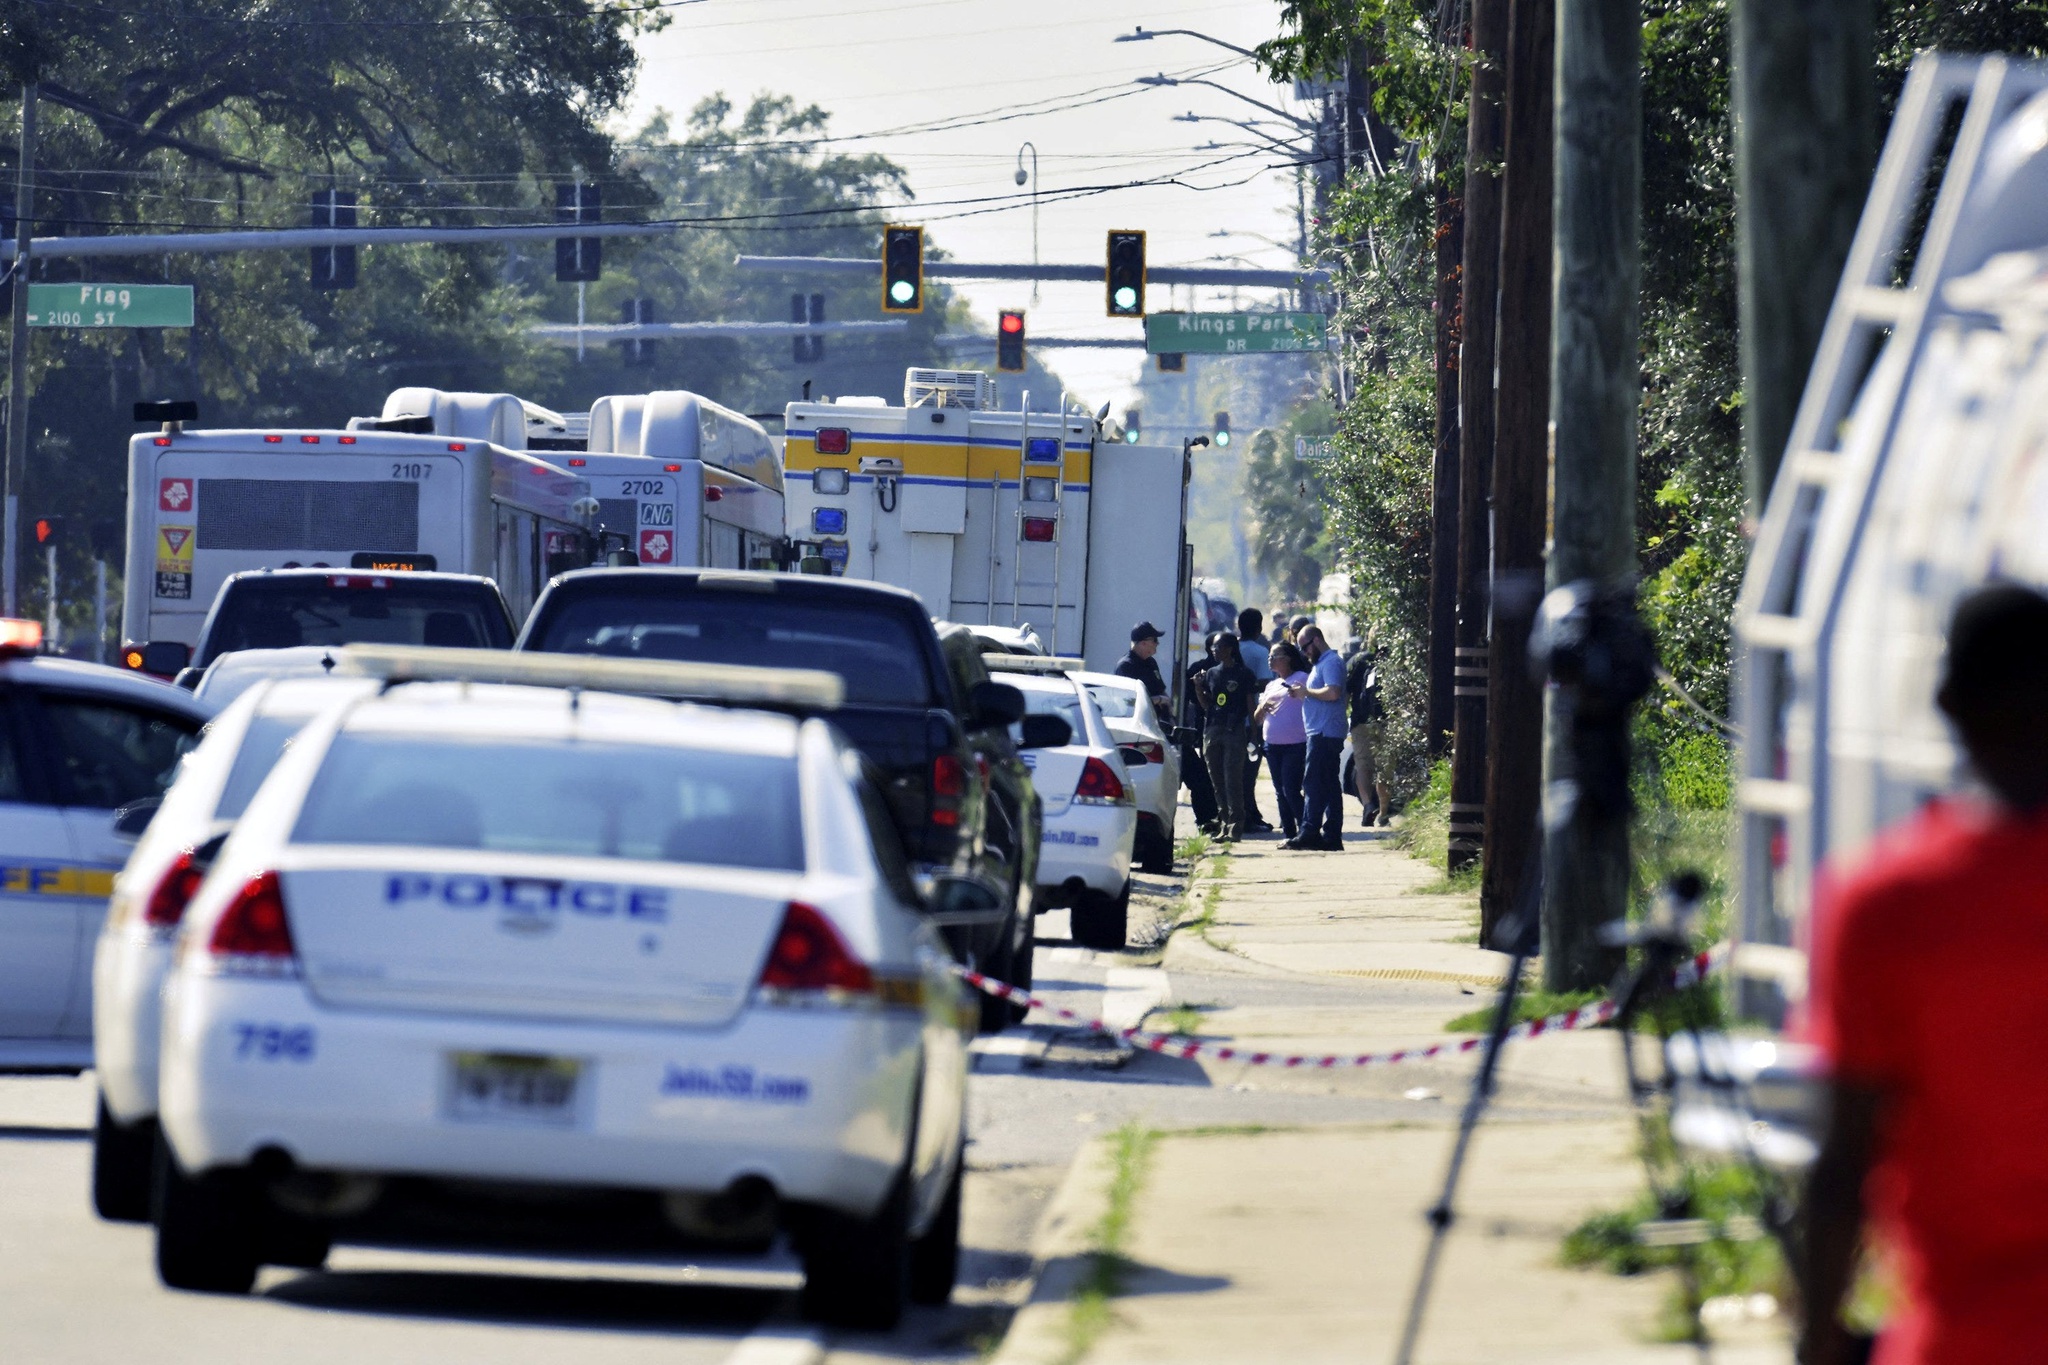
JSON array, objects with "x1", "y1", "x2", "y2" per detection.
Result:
[
  {"x1": 721, "y1": 1325, "x2": 825, "y2": 1365},
  {"x1": 1101, "y1": 967, "x2": 1170, "y2": 1030},
  {"x1": 971, "y1": 1028, "x2": 1049, "y2": 1073}
]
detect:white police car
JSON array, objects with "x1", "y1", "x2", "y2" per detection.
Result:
[
  {"x1": 986, "y1": 660, "x2": 1138, "y2": 950},
  {"x1": 1074, "y1": 670, "x2": 1180, "y2": 875},
  {"x1": 91, "y1": 674, "x2": 378, "y2": 1222},
  {"x1": 0, "y1": 620, "x2": 212, "y2": 1074},
  {"x1": 150, "y1": 647, "x2": 972, "y2": 1330}
]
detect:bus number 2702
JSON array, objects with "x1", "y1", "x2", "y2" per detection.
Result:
[
  {"x1": 619, "y1": 480, "x2": 667, "y2": 496},
  {"x1": 391, "y1": 463, "x2": 434, "y2": 479}
]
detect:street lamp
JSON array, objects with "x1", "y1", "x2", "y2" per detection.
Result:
[
  {"x1": 1135, "y1": 74, "x2": 1318, "y2": 132},
  {"x1": 1113, "y1": 25, "x2": 1258, "y2": 59},
  {"x1": 1014, "y1": 141, "x2": 1039, "y2": 302}
]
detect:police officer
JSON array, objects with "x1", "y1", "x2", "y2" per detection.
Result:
[{"x1": 1115, "y1": 621, "x2": 1171, "y2": 721}]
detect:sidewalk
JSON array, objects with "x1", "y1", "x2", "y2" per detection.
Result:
[{"x1": 996, "y1": 801, "x2": 1792, "y2": 1365}]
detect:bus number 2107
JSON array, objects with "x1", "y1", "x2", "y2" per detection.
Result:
[{"x1": 390, "y1": 463, "x2": 434, "y2": 479}]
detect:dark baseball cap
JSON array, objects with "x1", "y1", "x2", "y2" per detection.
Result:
[{"x1": 1131, "y1": 621, "x2": 1164, "y2": 642}]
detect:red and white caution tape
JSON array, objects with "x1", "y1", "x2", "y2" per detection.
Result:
[{"x1": 954, "y1": 948, "x2": 1720, "y2": 1071}]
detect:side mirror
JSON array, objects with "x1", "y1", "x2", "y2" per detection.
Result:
[
  {"x1": 1118, "y1": 744, "x2": 1150, "y2": 767},
  {"x1": 125, "y1": 640, "x2": 192, "y2": 678},
  {"x1": 111, "y1": 797, "x2": 161, "y2": 841},
  {"x1": 969, "y1": 680, "x2": 1026, "y2": 730},
  {"x1": 606, "y1": 549, "x2": 641, "y2": 567},
  {"x1": 173, "y1": 666, "x2": 204, "y2": 691},
  {"x1": 1019, "y1": 714, "x2": 1072, "y2": 750}
]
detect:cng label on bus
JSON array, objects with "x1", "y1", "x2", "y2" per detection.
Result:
[
  {"x1": 159, "y1": 478, "x2": 193, "y2": 512},
  {"x1": 156, "y1": 526, "x2": 194, "y2": 600},
  {"x1": 639, "y1": 529, "x2": 674, "y2": 564}
]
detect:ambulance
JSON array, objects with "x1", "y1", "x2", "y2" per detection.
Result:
[
  {"x1": 782, "y1": 369, "x2": 1187, "y2": 683},
  {"x1": 121, "y1": 396, "x2": 597, "y2": 664}
]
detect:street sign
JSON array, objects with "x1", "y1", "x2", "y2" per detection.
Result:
[
  {"x1": 27, "y1": 283, "x2": 193, "y2": 328},
  {"x1": 1144, "y1": 311, "x2": 1327, "y2": 354},
  {"x1": 1296, "y1": 436, "x2": 1337, "y2": 461}
]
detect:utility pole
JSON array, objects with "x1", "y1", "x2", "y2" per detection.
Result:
[
  {"x1": 1427, "y1": 174, "x2": 1463, "y2": 759},
  {"x1": 5, "y1": 84, "x2": 35, "y2": 619},
  {"x1": 1543, "y1": 0, "x2": 1640, "y2": 991},
  {"x1": 1450, "y1": 0, "x2": 1509, "y2": 872},
  {"x1": 1481, "y1": 0, "x2": 1556, "y2": 942},
  {"x1": 1732, "y1": 0, "x2": 1874, "y2": 515}
]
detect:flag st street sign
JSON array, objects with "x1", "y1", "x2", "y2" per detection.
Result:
[
  {"x1": 1144, "y1": 311, "x2": 1327, "y2": 355},
  {"x1": 27, "y1": 283, "x2": 194, "y2": 328}
]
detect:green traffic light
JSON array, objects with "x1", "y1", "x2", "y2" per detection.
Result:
[
  {"x1": 1112, "y1": 285, "x2": 1138, "y2": 312},
  {"x1": 1214, "y1": 430, "x2": 1231, "y2": 447},
  {"x1": 890, "y1": 279, "x2": 916, "y2": 304},
  {"x1": 1124, "y1": 429, "x2": 1139, "y2": 444}
]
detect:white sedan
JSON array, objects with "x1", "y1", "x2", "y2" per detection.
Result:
[
  {"x1": 987, "y1": 661, "x2": 1137, "y2": 950},
  {"x1": 91, "y1": 674, "x2": 377, "y2": 1223},
  {"x1": 150, "y1": 648, "x2": 972, "y2": 1331},
  {"x1": 1073, "y1": 670, "x2": 1179, "y2": 875}
]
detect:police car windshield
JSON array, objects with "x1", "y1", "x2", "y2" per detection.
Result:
[
  {"x1": 199, "y1": 578, "x2": 513, "y2": 666},
  {"x1": 1082, "y1": 683, "x2": 1141, "y2": 719},
  {"x1": 214, "y1": 714, "x2": 310, "y2": 821},
  {"x1": 530, "y1": 588, "x2": 938, "y2": 707},
  {"x1": 292, "y1": 734, "x2": 803, "y2": 871}
]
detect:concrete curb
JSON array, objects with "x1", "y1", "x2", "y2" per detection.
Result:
[{"x1": 985, "y1": 1133, "x2": 1118, "y2": 1365}]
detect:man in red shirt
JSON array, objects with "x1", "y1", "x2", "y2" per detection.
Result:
[{"x1": 1801, "y1": 584, "x2": 2048, "y2": 1365}]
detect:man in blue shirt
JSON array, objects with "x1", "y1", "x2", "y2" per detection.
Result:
[{"x1": 1285, "y1": 625, "x2": 1350, "y2": 851}]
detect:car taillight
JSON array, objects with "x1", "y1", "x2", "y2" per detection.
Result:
[
  {"x1": 206, "y1": 871, "x2": 299, "y2": 976},
  {"x1": 931, "y1": 753, "x2": 967, "y2": 828},
  {"x1": 1074, "y1": 756, "x2": 1129, "y2": 805},
  {"x1": 756, "y1": 902, "x2": 873, "y2": 999},
  {"x1": 1135, "y1": 741, "x2": 1166, "y2": 764},
  {"x1": 144, "y1": 850, "x2": 207, "y2": 930}
]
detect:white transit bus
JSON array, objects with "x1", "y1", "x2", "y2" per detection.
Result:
[{"x1": 121, "y1": 398, "x2": 596, "y2": 656}]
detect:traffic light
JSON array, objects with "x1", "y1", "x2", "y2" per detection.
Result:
[
  {"x1": 310, "y1": 189, "x2": 357, "y2": 290},
  {"x1": 882, "y1": 226, "x2": 924, "y2": 313},
  {"x1": 996, "y1": 309, "x2": 1026, "y2": 372},
  {"x1": 1213, "y1": 411, "x2": 1232, "y2": 448},
  {"x1": 555, "y1": 182, "x2": 602, "y2": 283},
  {"x1": 1123, "y1": 409, "x2": 1141, "y2": 444},
  {"x1": 618, "y1": 298, "x2": 657, "y2": 367},
  {"x1": 1156, "y1": 352, "x2": 1185, "y2": 373},
  {"x1": 33, "y1": 515, "x2": 65, "y2": 548},
  {"x1": 792, "y1": 292, "x2": 825, "y2": 363},
  {"x1": 1106, "y1": 229, "x2": 1146, "y2": 317}
]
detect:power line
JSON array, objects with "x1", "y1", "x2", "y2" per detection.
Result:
[{"x1": 26, "y1": 0, "x2": 702, "y2": 28}]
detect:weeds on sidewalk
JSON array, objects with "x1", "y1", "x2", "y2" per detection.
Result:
[
  {"x1": 1562, "y1": 1153, "x2": 1786, "y2": 1342},
  {"x1": 1393, "y1": 759, "x2": 1453, "y2": 868},
  {"x1": 1150, "y1": 1003, "x2": 1217, "y2": 1037},
  {"x1": 1174, "y1": 831, "x2": 1212, "y2": 863},
  {"x1": 1061, "y1": 1123, "x2": 1158, "y2": 1365},
  {"x1": 1442, "y1": 987, "x2": 1604, "y2": 1033}
]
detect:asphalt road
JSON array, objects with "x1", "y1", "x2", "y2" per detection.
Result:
[{"x1": 0, "y1": 883, "x2": 1180, "y2": 1365}]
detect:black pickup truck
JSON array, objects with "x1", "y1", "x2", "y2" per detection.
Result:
[{"x1": 516, "y1": 568, "x2": 1055, "y2": 1029}]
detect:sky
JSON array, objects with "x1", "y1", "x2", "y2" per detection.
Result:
[{"x1": 623, "y1": 0, "x2": 1315, "y2": 408}]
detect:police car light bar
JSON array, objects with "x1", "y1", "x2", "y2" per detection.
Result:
[
  {"x1": 980, "y1": 653, "x2": 1081, "y2": 674},
  {"x1": 0, "y1": 618, "x2": 43, "y2": 655},
  {"x1": 335, "y1": 645, "x2": 845, "y2": 710}
]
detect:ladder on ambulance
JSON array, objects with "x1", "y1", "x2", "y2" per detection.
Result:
[
  {"x1": 1733, "y1": 53, "x2": 2048, "y2": 948},
  {"x1": 1010, "y1": 402, "x2": 1066, "y2": 653}
]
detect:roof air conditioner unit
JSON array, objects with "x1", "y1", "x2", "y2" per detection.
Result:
[{"x1": 904, "y1": 368, "x2": 993, "y2": 410}]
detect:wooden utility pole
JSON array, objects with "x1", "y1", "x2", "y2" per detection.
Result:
[
  {"x1": 1732, "y1": 0, "x2": 1874, "y2": 515},
  {"x1": 1427, "y1": 173, "x2": 1462, "y2": 759},
  {"x1": 1450, "y1": 0, "x2": 1509, "y2": 872},
  {"x1": 1543, "y1": 0, "x2": 1640, "y2": 991},
  {"x1": 1480, "y1": 0, "x2": 1554, "y2": 941}
]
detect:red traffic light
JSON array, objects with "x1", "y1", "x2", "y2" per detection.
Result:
[
  {"x1": 1000, "y1": 312, "x2": 1024, "y2": 333},
  {"x1": 33, "y1": 516, "x2": 62, "y2": 546}
]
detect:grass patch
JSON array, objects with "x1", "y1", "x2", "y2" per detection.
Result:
[
  {"x1": 1409, "y1": 861, "x2": 1482, "y2": 896},
  {"x1": 1061, "y1": 1123, "x2": 1157, "y2": 1364},
  {"x1": 1151, "y1": 1004, "x2": 1214, "y2": 1037},
  {"x1": 1443, "y1": 987, "x2": 1605, "y2": 1033},
  {"x1": 1562, "y1": 1158, "x2": 1786, "y2": 1343},
  {"x1": 1162, "y1": 1123, "x2": 1296, "y2": 1139},
  {"x1": 1174, "y1": 831, "x2": 1212, "y2": 864},
  {"x1": 1392, "y1": 758, "x2": 1453, "y2": 870}
]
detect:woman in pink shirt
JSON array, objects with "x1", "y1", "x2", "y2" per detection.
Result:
[{"x1": 1254, "y1": 643, "x2": 1310, "y2": 841}]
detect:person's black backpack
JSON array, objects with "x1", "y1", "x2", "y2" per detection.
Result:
[{"x1": 1349, "y1": 654, "x2": 1386, "y2": 724}]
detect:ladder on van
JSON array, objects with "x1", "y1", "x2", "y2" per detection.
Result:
[
  {"x1": 1733, "y1": 54, "x2": 2048, "y2": 953},
  {"x1": 1011, "y1": 400, "x2": 1067, "y2": 653}
]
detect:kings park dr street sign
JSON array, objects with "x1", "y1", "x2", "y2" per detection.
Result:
[
  {"x1": 27, "y1": 283, "x2": 194, "y2": 328},
  {"x1": 1143, "y1": 310, "x2": 1327, "y2": 355}
]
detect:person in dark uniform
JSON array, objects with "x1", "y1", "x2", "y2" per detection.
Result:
[
  {"x1": 1114, "y1": 621, "x2": 1170, "y2": 721},
  {"x1": 1176, "y1": 631, "x2": 1221, "y2": 830}
]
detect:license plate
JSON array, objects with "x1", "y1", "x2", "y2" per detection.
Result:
[{"x1": 446, "y1": 1052, "x2": 582, "y2": 1126}]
